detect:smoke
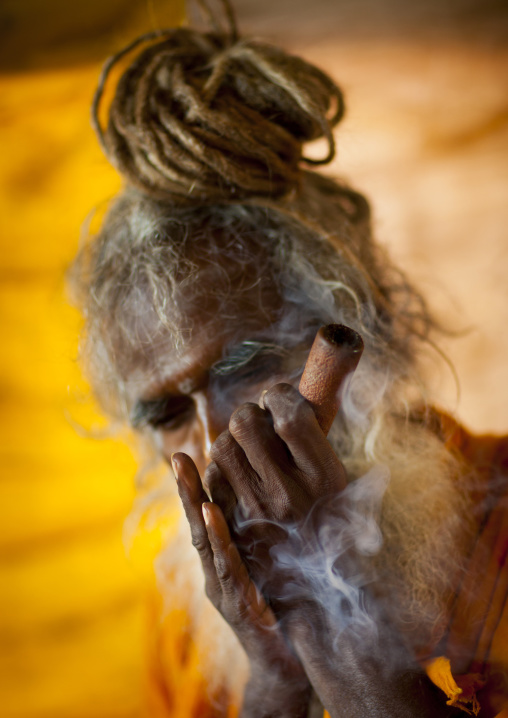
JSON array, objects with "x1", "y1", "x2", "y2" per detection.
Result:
[
  {"x1": 88, "y1": 195, "x2": 475, "y2": 699},
  {"x1": 144, "y1": 360, "x2": 474, "y2": 710},
  {"x1": 265, "y1": 465, "x2": 390, "y2": 644}
]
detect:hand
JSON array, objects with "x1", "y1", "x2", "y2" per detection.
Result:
[
  {"x1": 171, "y1": 452, "x2": 312, "y2": 717},
  {"x1": 202, "y1": 384, "x2": 456, "y2": 717},
  {"x1": 212, "y1": 382, "x2": 347, "y2": 523},
  {"x1": 205, "y1": 383, "x2": 348, "y2": 599},
  {"x1": 286, "y1": 613, "x2": 459, "y2": 718}
]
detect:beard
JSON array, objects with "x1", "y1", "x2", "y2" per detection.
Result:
[
  {"x1": 347, "y1": 413, "x2": 475, "y2": 658},
  {"x1": 150, "y1": 401, "x2": 474, "y2": 706}
]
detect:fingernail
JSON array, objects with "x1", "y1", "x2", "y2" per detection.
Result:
[
  {"x1": 170, "y1": 453, "x2": 179, "y2": 482},
  {"x1": 259, "y1": 389, "x2": 268, "y2": 408},
  {"x1": 202, "y1": 503, "x2": 211, "y2": 526}
]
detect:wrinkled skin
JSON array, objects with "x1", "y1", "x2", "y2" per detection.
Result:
[
  {"x1": 205, "y1": 385, "x2": 348, "y2": 599},
  {"x1": 171, "y1": 385, "x2": 455, "y2": 717},
  {"x1": 172, "y1": 448, "x2": 311, "y2": 717},
  {"x1": 128, "y1": 273, "x2": 455, "y2": 715},
  {"x1": 130, "y1": 290, "x2": 321, "y2": 714},
  {"x1": 170, "y1": 383, "x2": 334, "y2": 717}
]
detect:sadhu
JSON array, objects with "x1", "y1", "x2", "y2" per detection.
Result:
[{"x1": 70, "y1": 2, "x2": 508, "y2": 715}]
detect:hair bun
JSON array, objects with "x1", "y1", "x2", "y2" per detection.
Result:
[{"x1": 93, "y1": 27, "x2": 344, "y2": 202}]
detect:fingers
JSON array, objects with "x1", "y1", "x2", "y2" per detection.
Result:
[
  {"x1": 173, "y1": 453, "x2": 271, "y2": 629},
  {"x1": 202, "y1": 502, "x2": 276, "y2": 630},
  {"x1": 209, "y1": 430, "x2": 264, "y2": 516},
  {"x1": 222, "y1": 385, "x2": 345, "y2": 496},
  {"x1": 228, "y1": 402, "x2": 294, "y2": 485},
  {"x1": 171, "y1": 452, "x2": 221, "y2": 600},
  {"x1": 209, "y1": 384, "x2": 346, "y2": 522},
  {"x1": 204, "y1": 461, "x2": 238, "y2": 523},
  {"x1": 262, "y1": 384, "x2": 347, "y2": 493}
]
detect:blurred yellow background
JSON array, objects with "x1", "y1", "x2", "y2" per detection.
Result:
[
  {"x1": 0, "y1": 2, "x2": 183, "y2": 716},
  {"x1": 1, "y1": 1, "x2": 506, "y2": 717}
]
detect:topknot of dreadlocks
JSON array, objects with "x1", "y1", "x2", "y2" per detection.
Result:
[{"x1": 95, "y1": 27, "x2": 345, "y2": 203}]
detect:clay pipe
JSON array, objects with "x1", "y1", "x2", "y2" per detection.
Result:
[{"x1": 298, "y1": 324, "x2": 364, "y2": 436}]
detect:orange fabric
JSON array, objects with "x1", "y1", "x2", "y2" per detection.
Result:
[
  {"x1": 425, "y1": 656, "x2": 485, "y2": 715},
  {"x1": 143, "y1": 590, "x2": 238, "y2": 718},
  {"x1": 424, "y1": 412, "x2": 508, "y2": 717}
]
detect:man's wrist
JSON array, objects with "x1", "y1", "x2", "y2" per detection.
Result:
[
  {"x1": 284, "y1": 609, "x2": 456, "y2": 718},
  {"x1": 241, "y1": 660, "x2": 312, "y2": 718},
  {"x1": 241, "y1": 677, "x2": 311, "y2": 718}
]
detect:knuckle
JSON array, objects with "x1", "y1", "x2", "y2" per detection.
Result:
[
  {"x1": 209, "y1": 430, "x2": 235, "y2": 462},
  {"x1": 265, "y1": 387, "x2": 314, "y2": 438},
  {"x1": 214, "y1": 554, "x2": 232, "y2": 583},
  {"x1": 264, "y1": 382, "x2": 295, "y2": 405},
  {"x1": 273, "y1": 413, "x2": 294, "y2": 437},
  {"x1": 228, "y1": 403, "x2": 263, "y2": 438},
  {"x1": 265, "y1": 382, "x2": 304, "y2": 409},
  {"x1": 191, "y1": 532, "x2": 209, "y2": 555},
  {"x1": 273, "y1": 486, "x2": 296, "y2": 522}
]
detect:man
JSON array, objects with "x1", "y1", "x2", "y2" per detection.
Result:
[{"x1": 72, "y1": 13, "x2": 508, "y2": 717}]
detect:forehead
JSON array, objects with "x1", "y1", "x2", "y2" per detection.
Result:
[{"x1": 121, "y1": 266, "x2": 287, "y2": 403}]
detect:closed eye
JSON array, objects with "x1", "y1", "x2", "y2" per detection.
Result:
[{"x1": 131, "y1": 395, "x2": 195, "y2": 431}]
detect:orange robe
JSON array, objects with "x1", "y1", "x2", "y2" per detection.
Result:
[{"x1": 424, "y1": 413, "x2": 508, "y2": 717}]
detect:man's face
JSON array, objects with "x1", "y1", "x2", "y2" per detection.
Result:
[{"x1": 125, "y1": 270, "x2": 318, "y2": 476}]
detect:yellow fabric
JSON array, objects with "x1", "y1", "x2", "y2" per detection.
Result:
[
  {"x1": 425, "y1": 657, "x2": 482, "y2": 716},
  {"x1": 422, "y1": 417, "x2": 508, "y2": 717},
  {"x1": 426, "y1": 656, "x2": 464, "y2": 703},
  {"x1": 1, "y1": 2, "x2": 184, "y2": 717}
]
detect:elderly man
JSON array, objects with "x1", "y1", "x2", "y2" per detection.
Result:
[{"x1": 72, "y1": 9, "x2": 508, "y2": 718}]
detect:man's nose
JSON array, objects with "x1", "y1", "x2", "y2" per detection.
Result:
[{"x1": 193, "y1": 391, "x2": 228, "y2": 463}]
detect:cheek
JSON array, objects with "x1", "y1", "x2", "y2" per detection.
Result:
[{"x1": 156, "y1": 421, "x2": 210, "y2": 477}]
